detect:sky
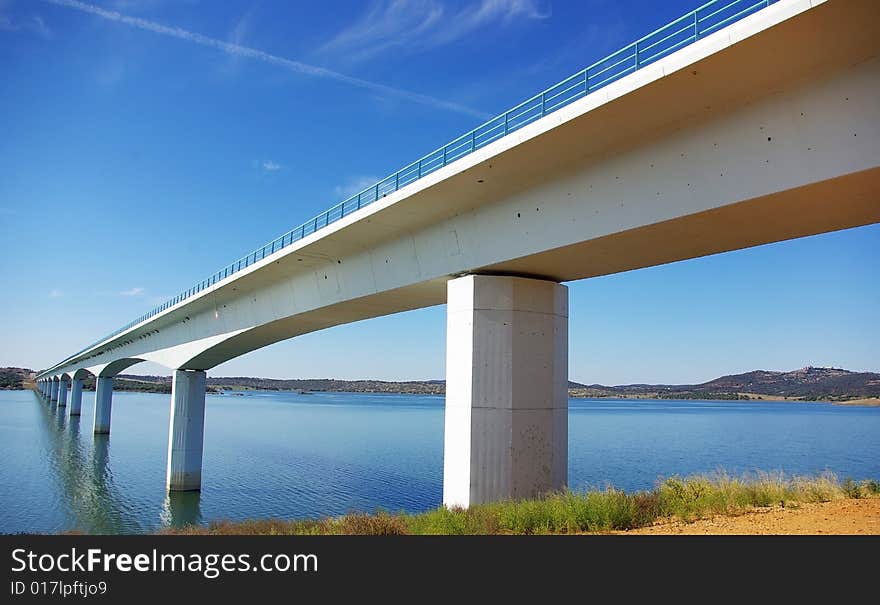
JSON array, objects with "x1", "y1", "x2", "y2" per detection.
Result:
[{"x1": 0, "y1": 0, "x2": 877, "y2": 385}]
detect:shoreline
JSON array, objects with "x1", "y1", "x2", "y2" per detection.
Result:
[
  {"x1": 216, "y1": 388, "x2": 880, "y2": 407},
  {"x1": 160, "y1": 473, "x2": 880, "y2": 536},
  {"x1": 17, "y1": 385, "x2": 880, "y2": 407},
  {"x1": 568, "y1": 392, "x2": 880, "y2": 407}
]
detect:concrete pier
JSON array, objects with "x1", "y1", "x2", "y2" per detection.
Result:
[
  {"x1": 50, "y1": 379, "x2": 59, "y2": 403},
  {"x1": 57, "y1": 378, "x2": 69, "y2": 407},
  {"x1": 442, "y1": 274, "x2": 568, "y2": 509},
  {"x1": 93, "y1": 376, "x2": 113, "y2": 434},
  {"x1": 70, "y1": 378, "x2": 84, "y2": 416},
  {"x1": 166, "y1": 370, "x2": 207, "y2": 491}
]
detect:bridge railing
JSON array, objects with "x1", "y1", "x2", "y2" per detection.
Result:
[{"x1": 52, "y1": 0, "x2": 778, "y2": 370}]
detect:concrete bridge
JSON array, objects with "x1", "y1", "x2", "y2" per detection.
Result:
[{"x1": 36, "y1": 0, "x2": 880, "y2": 508}]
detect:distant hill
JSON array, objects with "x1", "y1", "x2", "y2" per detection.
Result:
[
  {"x1": 699, "y1": 367, "x2": 880, "y2": 398},
  {"x1": 120, "y1": 367, "x2": 880, "y2": 401},
  {"x1": 570, "y1": 367, "x2": 880, "y2": 402},
  {"x1": 0, "y1": 367, "x2": 34, "y2": 390},
  {"x1": 119, "y1": 375, "x2": 445, "y2": 395},
  {"x1": 6, "y1": 366, "x2": 879, "y2": 402}
]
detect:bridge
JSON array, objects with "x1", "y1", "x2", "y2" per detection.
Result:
[{"x1": 36, "y1": 0, "x2": 880, "y2": 508}]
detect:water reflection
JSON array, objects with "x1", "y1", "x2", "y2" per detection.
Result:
[
  {"x1": 35, "y1": 395, "x2": 135, "y2": 533},
  {"x1": 31, "y1": 392, "x2": 204, "y2": 533},
  {"x1": 161, "y1": 491, "x2": 203, "y2": 529}
]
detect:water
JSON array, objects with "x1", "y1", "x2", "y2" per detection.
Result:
[{"x1": 1, "y1": 389, "x2": 878, "y2": 534}]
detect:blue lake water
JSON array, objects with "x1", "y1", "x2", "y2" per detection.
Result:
[{"x1": 1, "y1": 389, "x2": 878, "y2": 534}]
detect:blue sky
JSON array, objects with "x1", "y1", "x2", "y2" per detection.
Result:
[{"x1": 0, "y1": 0, "x2": 877, "y2": 385}]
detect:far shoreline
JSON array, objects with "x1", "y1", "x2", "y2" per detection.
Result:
[
  {"x1": 567, "y1": 392, "x2": 880, "y2": 407},
  {"x1": 13, "y1": 384, "x2": 879, "y2": 407},
  {"x1": 214, "y1": 389, "x2": 880, "y2": 407}
]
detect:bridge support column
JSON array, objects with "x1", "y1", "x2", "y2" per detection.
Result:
[
  {"x1": 70, "y1": 378, "x2": 84, "y2": 416},
  {"x1": 58, "y1": 378, "x2": 69, "y2": 407},
  {"x1": 443, "y1": 274, "x2": 568, "y2": 509},
  {"x1": 50, "y1": 379, "x2": 59, "y2": 403},
  {"x1": 93, "y1": 377, "x2": 113, "y2": 434},
  {"x1": 166, "y1": 370, "x2": 207, "y2": 492}
]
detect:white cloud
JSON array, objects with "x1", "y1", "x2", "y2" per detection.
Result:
[
  {"x1": 334, "y1": 175, "x2": 381, "y2": 199},
  {"x1": 0, "y1": 12, "x2": 53, "y2": 38},
  {"x1": 262, "y1": 160, "x2": 281, "y2": 172},
  {"x1": 46, "y1": 0, "x2": 490, "y2": 119},
  {"x1": 49, "y1": 289, "x2": 62, "y2": 298},
  {"x1": 318, "y1": 0, "x2": 549, "y2": 62},
  {"x1": 119, "y1": 287, "x2": 145, "y2": 296}
]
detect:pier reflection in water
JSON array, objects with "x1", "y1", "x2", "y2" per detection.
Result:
[{"x1": 36, "y1": 392, "x2": 201, "y2": 533}]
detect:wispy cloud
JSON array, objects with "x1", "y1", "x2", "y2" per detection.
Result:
[
  {"x1": 49, "y1": 289, "x2": 62, "y2": 298},
  {"x1": 334, "y1": 175, "x2": 381, "y2": 199},
  {"x1": 262, "y1": 160, "x2": 281, "y2": 173},
  {"x1": 44, "y1": 0, "x2": 490, "y2": 119},
  {"x1": 109, "y1": 0, "x2": 193, "y2": 10},
  {"x1": 1, "y1": 12, "x2": 53, "y2": 38},
  {"x1": 318, "y1": 0, "x2": 549, "y2": 63},
  {"x1": 222, "y1": 9, "x2": 253, "y2": 74},
  {"x1": 119, "y1": 287, "x2": 145, "y2": 296}
]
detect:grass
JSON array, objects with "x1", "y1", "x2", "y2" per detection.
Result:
[{"x1": 163, "y1": 471, "x2": 879, "y2": 535}]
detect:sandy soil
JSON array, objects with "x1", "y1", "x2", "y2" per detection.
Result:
[
  {"x1": 831, "y1": 398, "x2": 880, "y2": 407},
  {"x1": 622, "y1": 497, "x2": 880, "y2": 535}
]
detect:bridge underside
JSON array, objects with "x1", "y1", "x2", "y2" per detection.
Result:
[{"x1": 485, "y1": 166, "x2": 880, "y2": 281}]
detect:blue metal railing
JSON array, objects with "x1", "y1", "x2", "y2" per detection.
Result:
[{"x1": 52, "y1": 0, "x2": 778, "y2": 370}]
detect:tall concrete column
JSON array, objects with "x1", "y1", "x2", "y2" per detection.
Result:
[
  {"x1": 57, "y1": 378, "x2": 69, "y2": 407},
  {"x1": 93, "y1": 377, "x2": 113, "y2": 434},
  {"x1": 69, "y1": 378, "x2": 84, "y2": 416},
  {"x1": 443, "y1": 274, "x2": 568, "y2": 509},
  {"x1": 50, "y1": 379, "x2": 59, "y2": 403},
  {"x1": 166, "y1": 370, "x2": 207, "y2": 491}
]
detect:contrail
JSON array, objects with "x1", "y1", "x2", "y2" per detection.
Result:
[{"x1": 45, "y1": 0, "x2": 491, "y2": 120}]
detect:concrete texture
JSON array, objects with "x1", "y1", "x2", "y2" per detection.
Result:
[
  {"x1": 93, "y1": 377, "x2": 113, "y2": 435},
  {"x1": 57, "y1": 377, "x2": 69, "y2": 407},
  {"x1": 166, "y1": 370, "x2": 207, "y2": 492},
  {"x1": 443, "y1": 275, "x2": 568, "y2": 508},
  {"x1": 69, "y1": 378, "x2": 83, "y2": 416}
]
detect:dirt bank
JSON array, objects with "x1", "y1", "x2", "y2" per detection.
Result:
[{"x1": 622, "y1": 497, "x2": 880, "y2": 535}]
